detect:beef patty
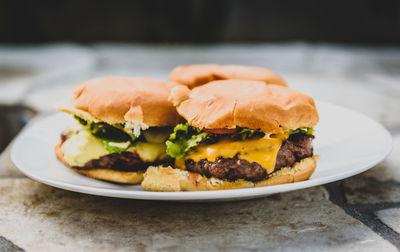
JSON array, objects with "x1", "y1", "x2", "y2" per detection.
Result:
[
  {"x1": 73, "y1": 152, "x2": 173, "y2": 172},
  {"x1": 60, "y1": 131, "x2": 171, "y2": 172},
  {"x1": 61, "y1": 131, "x2": 313, "y2": 176},
  {"x1": 185, "y1": 133, "x2": 314, "y2": 182},
  {"x1": 74, "y1": 152, "x2": 148, "y2": 172}
]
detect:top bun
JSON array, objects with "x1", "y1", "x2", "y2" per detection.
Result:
[
  {"x1": 169, "y1": 64, "x2": 287, "y2": 89},
  {"x1": 58, "y1": 76, "x2": 182, "y2": 126},
  {"x1": 170, "y1": 80, "x2": 318, "y2": 133}
]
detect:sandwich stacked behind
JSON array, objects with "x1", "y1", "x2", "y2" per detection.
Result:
[{"x1": 169, "y1": 64, "x2": 287, "y2": 88}]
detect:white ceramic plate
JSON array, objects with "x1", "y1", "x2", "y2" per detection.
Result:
[{"x1": 11, "y1": 101, "x2": 392, "y2": 201}]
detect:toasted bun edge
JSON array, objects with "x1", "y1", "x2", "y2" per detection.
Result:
[
  {"x1": 141, "y1": 156, "x2": 318, "y2": 191},
  {"x1": 55, "y1": 142, "x2": 144, "y2": 184}
]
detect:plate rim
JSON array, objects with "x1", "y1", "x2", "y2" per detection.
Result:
[{"x1": 10, "y1": 100, "x2": 393, "y2": 201}]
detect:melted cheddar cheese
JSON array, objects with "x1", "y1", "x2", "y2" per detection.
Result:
[
  {"x1": 175, "y1": 134, "x2": 288, "y2": 174},
  {"x1": 61, "y1": 126, "x2": 167, "y2": 167}
]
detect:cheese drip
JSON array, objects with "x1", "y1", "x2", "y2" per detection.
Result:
[{"x1": 176, "y1": 135, "x2": 286, "y2": 174}]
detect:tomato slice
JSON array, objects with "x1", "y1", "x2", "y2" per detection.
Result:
[{"x1": 203, "y1": 128, "x2": 238, "y2": 134}]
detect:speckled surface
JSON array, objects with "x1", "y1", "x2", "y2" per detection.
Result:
[
  {"x1": 377, "y1": 208, "x2": 400, "y2": 234},
  {"x1": 0, "y1": 179, "x2": 396, "y2": 251},
  {"x1": 1, "y1": 44, "x2": 400, "y2": 251}
]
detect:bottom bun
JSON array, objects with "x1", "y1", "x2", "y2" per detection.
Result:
[
  {"x1": 141, "y1": 156, "x2": 318, "y2": 191},
  {"x1": 55, "y1": 142, "x2": 144, "y2": 184}
]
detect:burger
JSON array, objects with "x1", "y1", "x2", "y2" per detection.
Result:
[
  {"x1": 169, "y1": 64, "x2": 287, "y2": 89},
  {"x1": 141, "y1": 80, "x2": 319, "y2": 191},
  {"x1": 55, "y1": 76, "x2": 182, "y2": 184}
]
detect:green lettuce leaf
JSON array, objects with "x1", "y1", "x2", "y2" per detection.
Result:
[
  {"x1": 74, "y1": 115, "x2": 134, "y2": 142},
  {"x1": 89, "y1": 122, "x2": 132, "y2": 142},
  {"x1": 285, "y1": 127, "x2": 314, "y2": 135},
  {"x1": 74, "y1": 115, "x2": 139, "y2": 153},
  {"x1": 166, "y1": 123, "x2": 216, "y2": 159},
  {"x1": 230, "y1": 128, "x2": 265, "y2": 140},
  {"x1": 165, "y1": 123, "x2": 266, "y2": 159},
  {"x1": 74, "y1": 115, "x2": 89, "y2": 126},
  {"x1": 101, "y1": 140, "x2": 131, "y2": 153}
]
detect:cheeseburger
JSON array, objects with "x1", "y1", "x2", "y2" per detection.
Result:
[
  {"x1": 55, "y1": 76, "x2": 182, "y2": 184},
  {"x1": 169, "y1": 64, "x2": 287, "y2": 89},
  {"x1": 142, "y1": 80, "x2": 319, "y2": 191}
]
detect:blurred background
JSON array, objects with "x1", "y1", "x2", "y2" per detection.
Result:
[
  {"x1": 1, "y1": 0, "x2": 400, "y2": 44},
  {"x1": 0, "y1": 0, "x2": 400, "y2": 152}
]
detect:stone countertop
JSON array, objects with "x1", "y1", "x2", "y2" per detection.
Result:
[{"x1": 0, "y1": 43, "x2": 399, "y2": 251}]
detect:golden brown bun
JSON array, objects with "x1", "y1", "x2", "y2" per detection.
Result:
[
  {"x1": 58, "y1": 76, "x2": 182, "y2": 126},
  {"x1": 169, "y1": 64, "x2": 287, "y2": 89},
  {"x1": 141, "y1": 156, "x2": 318, "y2": 191},
  {"x1": 170, "y1": 80, "x2": 319, "y2": 133},
  {"x1": 55, "y1": 142, "x2": 144, "y2": 184}
]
